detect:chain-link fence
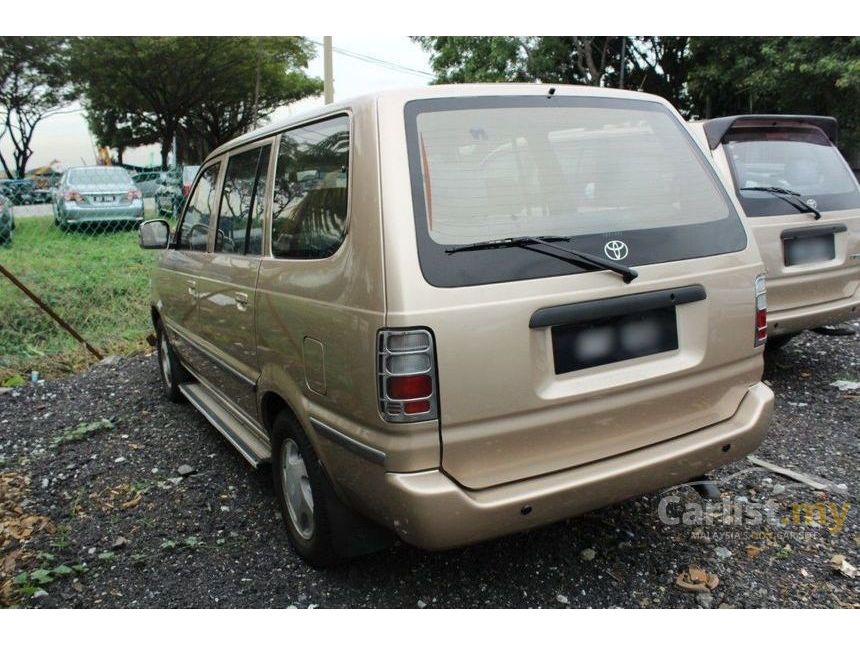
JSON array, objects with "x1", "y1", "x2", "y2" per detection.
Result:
[{"x1": 0, "y1": 166, "x2": 196, "y2": 384}]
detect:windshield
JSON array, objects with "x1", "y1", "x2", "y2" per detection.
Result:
[
  {"x1": 405, "y1": 96, "x2": 746, "y2": 287},
  {"x1": 68, "y1": 167, "x2": 133, "y2": 186},
  {"x1": 723, "y1": 126, "x2": 860, "y2": 216}
]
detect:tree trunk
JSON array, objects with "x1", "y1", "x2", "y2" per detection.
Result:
[
  {"x1": 117, "y1": 147, "x2": 124, "y2": 165},
  {"x1": 160, "y1": 137, "x2": 171, "y2": 170}
]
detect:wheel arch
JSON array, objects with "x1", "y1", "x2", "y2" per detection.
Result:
[{"x1": 260, "y1": 390, "x2": 302, "y2": 441}]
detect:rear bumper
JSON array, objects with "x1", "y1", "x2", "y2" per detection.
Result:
[
  {"x1": 62, "y1": 203, "x2": 144, "y2": 222},
  {"x1": 769, "y1": 292, "x2": 860, "y2": 336},
  {"x1": 373, "y1": 382, "x2": 773, "y2": 550}
]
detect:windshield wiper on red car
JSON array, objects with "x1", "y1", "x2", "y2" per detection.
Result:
[
  {"x1": 445, "y1": 235, "x2": 638, "y2": 283},
  {"x1": 739, "y1": 186, "x2": 822, "y2": 220}
]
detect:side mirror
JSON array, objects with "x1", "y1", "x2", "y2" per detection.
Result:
[{"x1": 139, "y1": 219, "x2": 170, "y2": 249}]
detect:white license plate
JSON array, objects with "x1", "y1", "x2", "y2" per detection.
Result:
[{"x1": 93, "y1": 195, "x2": 115, "y2": 203}]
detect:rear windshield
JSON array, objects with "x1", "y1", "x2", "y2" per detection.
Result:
[
  {"x1": 723, "y1": 126, "x2": 860, "y2": 216},
  {"x1": 405, "y1": 96, "x2": 746, "y2": 287},
  {"x1": 68, "y1": 167, "x2": 133, "y2": 186}
]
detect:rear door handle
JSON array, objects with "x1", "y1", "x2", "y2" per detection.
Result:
[
  {"x1": 235, "y1": 291, "x2": 249, "y2": 311},
  {"x1": 186, "y1": 279, "x2": 197, "y2": 299}
]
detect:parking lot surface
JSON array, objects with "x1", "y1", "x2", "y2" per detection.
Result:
[{"x1": 0, "y1": 328, "x2": 857, "y2": 608}]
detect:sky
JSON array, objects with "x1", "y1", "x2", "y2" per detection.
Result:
[{"x1": 1, "y1": 36, "x2": 434, "y2": 172}]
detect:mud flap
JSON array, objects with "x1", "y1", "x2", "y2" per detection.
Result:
[{"x1": 317, "y1": 460, "x2": 396, "y2": 558}]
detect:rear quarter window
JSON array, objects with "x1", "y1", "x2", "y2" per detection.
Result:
[{"x1": 270, "y1": 115, "x2": 350, "y2": 259}]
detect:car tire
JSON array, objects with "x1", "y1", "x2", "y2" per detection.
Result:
[
  {"x1": 155, "y1": 319, "x2": 188, "y2": 402},
  {"x1": 272, "y1": 412, "x2": 341, "y2": 568}
]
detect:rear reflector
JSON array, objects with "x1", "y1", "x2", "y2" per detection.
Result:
[
  {"x1": 387, "y1": 374, "x2": 432, "y2": 400},
  {"x1": 403, "y1": 400, "x2": 431, "y2": 414},
  {"x1": 754, "y1": 274, "x2": 767, "y2": 346},
  {"x1": 378, "y1": 329, "x2": 438, "y2": 423}
]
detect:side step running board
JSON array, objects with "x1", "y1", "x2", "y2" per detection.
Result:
[{"x1": 179, "y1": 383, "x2": 270, "y2": 467}]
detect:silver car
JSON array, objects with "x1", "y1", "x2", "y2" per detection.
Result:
[
  {"x1": 0, "y1": 194, "x2": 13, "y2": 246},
  {"x1": 54, "y1": 166, "x2": 144, "y2": 229}
]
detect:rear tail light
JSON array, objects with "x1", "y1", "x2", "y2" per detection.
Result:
[
  {"x1": 126, "y1": 188, "x2": 141, "y2": 201},
  {"x1": 181, "y1": 184, "x2": 192, "y2": 197},
  {"x1": 64, "y1": 190, "x2": 83, "y2": 203},
  {"x1": 378, "y1": 329, "x2": 438, "y2": 422},
  {"x1": 754, "y1": 274, "x2": 767, "y2": 346}
]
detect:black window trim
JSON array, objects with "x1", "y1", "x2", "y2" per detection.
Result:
[
  {"x1": 268, "y1": 111, "x2": 353, "y2": 261},
  {"x1": 172, "y1": 159, "x2": 223, "y2": 252},
  {"x1": 404, "y1": 95, "x2": 748, "y2": 288}
]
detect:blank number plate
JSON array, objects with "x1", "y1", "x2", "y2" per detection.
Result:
[{"x1": 783, "y1": 234, "x2": 835, "y2": 266}]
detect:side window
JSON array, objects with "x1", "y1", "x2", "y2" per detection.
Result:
[
  {"x1": 271, "y1": 115, "x2": 350, "y2": 259},
  {"x1": 215, "y1": 145, "x2": 270, "y2": 255},
  {"x1": 176, "y1": 163, "x2": 220, "y2": 251}
]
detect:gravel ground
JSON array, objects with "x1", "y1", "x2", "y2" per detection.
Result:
[{"x1": 0, "y1": 328, "x2": 857, "y2": 608}]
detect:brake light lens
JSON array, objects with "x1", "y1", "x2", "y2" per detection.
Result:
[
  {"x1": 126, "y1": 188, "x2": 141, "y2": 201},
  {"x1": 378, "y1": 329, "x2": 438, "y2": 422},
  {"x1": 64, "y1": 190, "x2": 83, "y2": 203},
  {"x1": 181, "y1": 184, "x2": 192, "y2": 197},
  {"x1": 754, "y1": 274, "x2": 767, "y2": 346}
]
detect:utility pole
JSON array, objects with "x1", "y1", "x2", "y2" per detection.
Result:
[
  {"x1": 619, "y1": 37, "x2": 626, "y2": 89},
  {"x1": 323, "y1": 36, "x2": 334, "y2": 104}
]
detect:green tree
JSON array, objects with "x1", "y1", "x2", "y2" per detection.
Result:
[
  {"x1": 85, "y1": 103, "x2": 157, "y2": 165},
  {"x1": 688, "y1": 37, "x2": 860, "y2": 154},
  {"x1": 413, "y1": 36, "x2": 860, "y2": 159},
  {"x1": 625, "y1": 37, "x2": 690, "y2": 111},
  {"x1": 414, "y1": 36, "x2": 628, "y2": 87},
  {"x1": 0, "y1": 37, "x2": 73, "y2": 178},
  {"x1": 72, "y1": 37, "x2": 322, "y2": 169},
  {"x1": 413, "y1": 37, "x2": 682, "y2": 103},
  {"x1": 412, "y1": 37, "x2": 532, "y2": 83},
  {"x1": 183, "y1": 37, "x2": 323, "y2": 157}
]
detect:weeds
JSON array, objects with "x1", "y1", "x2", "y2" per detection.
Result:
[
  {"x1": 0, "y1": 215, "x2": 157, "y2": 382},
  {"x1": 50, "y1": 418, "x2": 114, "y2": 449}
]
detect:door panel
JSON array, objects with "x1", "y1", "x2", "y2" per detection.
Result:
[
  {"x1": 156, "y1": 161, "x2": 222, "y2": 371},
  {"x1": 157, "y1": 251, "x2": 204, "y2": 365},
  {"x1": 194, "y1": 256, "x2": 262, "y2": 418},
  {"x1": 193, "y1": 144, "x2": 271, "y2": 422}
]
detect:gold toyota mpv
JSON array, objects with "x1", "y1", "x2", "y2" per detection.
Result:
[
  {"x1": 140, "y1": 85, "x2": 775, "y2": 565},
  {"x1": 690, "y1": 115, "x2": 860, "y2": 348}
]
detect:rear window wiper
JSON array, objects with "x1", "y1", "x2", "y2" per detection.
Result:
[
  {"x1": 445, "y1": 235, "x2": 638, "y2": 283},
  {"x1": 739, "y1": 186, "x2": 822, "y2": 220}
]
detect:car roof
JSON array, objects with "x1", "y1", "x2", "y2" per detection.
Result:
[{"x1": 206, "y1": 83, "x2": 673, "y2": 162}]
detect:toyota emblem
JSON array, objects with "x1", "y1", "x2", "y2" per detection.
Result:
[{"x1": 604, "y1": 240, "x2": 629, "y2": 261}]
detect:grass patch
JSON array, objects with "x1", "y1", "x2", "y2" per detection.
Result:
[
  {"x1": 49, "y1": 418, "x2": 115, "y2": 449},
  {"x1": 0, "y1": 215, "x2": 158, "y2": 381}
]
